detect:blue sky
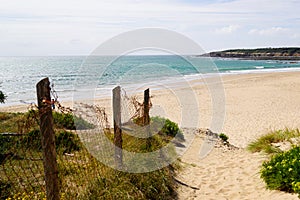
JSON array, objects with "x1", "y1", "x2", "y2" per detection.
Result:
[{"x1": 0, "y1": 0, "x2": 299, "y2": 56}]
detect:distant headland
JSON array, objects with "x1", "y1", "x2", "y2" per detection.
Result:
[{"x1": 202, "y1": 47, "x2": 300, "y2": 60}]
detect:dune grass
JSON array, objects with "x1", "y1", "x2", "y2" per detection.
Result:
[
  {"x1": 0, "y1": 111, "x2": 180, "y2": 199},
  {"x1": 247, "y1": 128, "x2": 300, "y2": 154},
  {"x1": 254, "y1": 130, "x2": 300, "y2": 197}
]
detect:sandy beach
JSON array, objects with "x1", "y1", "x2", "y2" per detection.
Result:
[
  {"x1": 175, "y1": 71, "x2": 300, "y2": 199},
  {"x1": 1, "y1": 71, "x2": 300, "y2": 199}
]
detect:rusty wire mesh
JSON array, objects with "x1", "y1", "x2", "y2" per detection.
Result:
[
  {"x1": 0, "y1": 83, "x2": 160, "y2": 200},
  {"x1": 120, "y1": 88, "x2": 152, "y2": 126},
  {"x1": 0, "y1": 106, "x2": 45, "y2": 199},
  {"x1": 0, "y1": 83, "x2": 110, "y2": 199}
]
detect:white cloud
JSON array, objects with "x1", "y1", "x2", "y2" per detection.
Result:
[
  {"x1": 292, "y1": 33, "x2": 300, "y2": 39},
  {"x1": 214, "y1": 25, "x2": 239, "y2": 34},
  {"x1": 248, "y1": 27, "x2": 289, "y2": 36},
  {"x1": 0, "y1": 0, "x2": 299, "y2": 55}
]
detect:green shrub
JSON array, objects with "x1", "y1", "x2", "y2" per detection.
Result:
[
  {"x1": 55, "y1": 131, "x2": 82, "y2": 154},
  {"x1": 0, "y1": 134, "x2": 14, "y2": 154},
  {"x1": 261, "y1": 146, "x2": 300, "y2": 195},
  {"x1": 1, "y1": 129, "x2": 81, "y2": 156},
  {"x1": 74, "y1": 115, "x2": 95, "y2": 130},
  {"x1": 53, "y1": 112, "x2": 75, "y2": 130},
  {"x1": 0, "y1": 180, "x2": 12, "y2": 199},
  {"x1": 53, "y1": 112, "x2": 94, "y2": 130},
  {"x1": 151, "y1": 116, "x2": 184, "y2": 141},
  {"x1": 21, "y1": 129, "x2": 42, "y2": 151},
  {"x1": 0, "y1": 112, "x2": 17, "y2": 121},
  {"x1": 0, "y1": 134, "x2": 17, "y2": 164},
  {"x1": 0, "y1": 90, "x2": 6, "y2": 104},
  {"x1": 150, "y1": 116, "x2": 165, "y2": 132},
  {"x1": 0, "y1": 112, "x2": 25, "y2": 133},
  {"x1": 219, "y1": 133, "x2": 228, "y2": 142}
]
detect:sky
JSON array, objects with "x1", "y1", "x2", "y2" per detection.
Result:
[{"x1": 0, "y1": 0, "x2": 299, "y2": 56}]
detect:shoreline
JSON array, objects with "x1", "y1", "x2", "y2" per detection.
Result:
[
  {"x1": 1, "y1": 67, "x2": 300, "y2": 110},
  {"x1": 1, "y1": 70, "x2": 300, "y2": 148},
  {"x1": 1, "y1": 70, "x2": 300, "y2": 146}
]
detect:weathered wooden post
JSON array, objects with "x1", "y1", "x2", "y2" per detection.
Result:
[
  {"x1": 113, "y1": 86, "x2": 123, "y2": 168},
  {"x1": 143, "y1": 88, "x2": 150, "y2": 126},
  {"x1": 36, "y1": 78, "x2": 59, "y2": 200},
  {"x1": 143, "y1": 88, "x2": 151, "y2": 149}
]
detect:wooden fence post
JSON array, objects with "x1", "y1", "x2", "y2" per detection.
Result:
[
  {"x1": 113, "y1": 86, "x2": 123, "y2": 168},
  {"x1": 143, "y1": 88, "x2": 150, "y2": 126},
  {"x1": 36, "y1": 78, "x2": 59, "y2": 200},
  {"x1": 143, "y1": 88, "x2": 151, "y2": 149}
]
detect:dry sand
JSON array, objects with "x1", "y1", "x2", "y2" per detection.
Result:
[
  {"x1": 1, "y1": 71, "x2": 300, "y2": 199},
  {"x1": 174, "y1": 71, "x2": 300, "y2": 200},
  {"x1": 176, "y1": 130, "x2": 298, "y2": 200}
]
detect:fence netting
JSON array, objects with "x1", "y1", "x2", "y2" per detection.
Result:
[
  {"x1": 0, "y1": 85, "x2": 112, "y2": 199},
  {"x1": 0, "y1": 85, "x2": 153, "y2": 199},
  {"x1": 0, "y1": 106, "x2": 46, "y2": 199},
  {"x1": 120, "y1": 88, "x2": 152, "y2": 125}
]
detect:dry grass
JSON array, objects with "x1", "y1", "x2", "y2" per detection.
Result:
[
  {"x1": 247, "y1": 128, "x2": 300, "y2": 154},
  {"x1": 1, "y1": 112, "x2": 180, "y2": 199}
]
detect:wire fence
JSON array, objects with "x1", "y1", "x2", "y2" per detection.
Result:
[
  {"x1": 0, "y1": 78, "x2": 107, "y2": 199},
  {"x1": 0, "y1": 132, "x2": 45, "y2": 199},
  {"x1": 120, "y1": 88, "x2": 152, "y2": 126},
  {"x1": 0, "y1": 79, "x2": 152, "y2": 199}
]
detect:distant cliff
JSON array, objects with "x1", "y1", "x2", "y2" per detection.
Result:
[{"x1": 203, "y1": 47, "x2": 300, "y2": 60}]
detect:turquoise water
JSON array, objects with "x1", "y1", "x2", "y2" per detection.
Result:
[{"x1": 0, "y1": 55, "x2": 299, "y2": 106}]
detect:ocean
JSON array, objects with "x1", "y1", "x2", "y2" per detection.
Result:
[{"x1": 0, "y1": 55, "x2": 300, "y2": 106}]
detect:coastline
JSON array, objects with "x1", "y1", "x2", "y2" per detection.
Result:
[
  {"x1": 202, "y1": 55, "x2": 300, "y2": 60},
  {"x1": 2, "y1": 66, "x2": 300, "y2": 109},
  {"x1": 1, "y1": 70, "x2": 300, "y2": 148},
  {"x1": 204, "y1": 47, "x2": 300, "y2": 60}
]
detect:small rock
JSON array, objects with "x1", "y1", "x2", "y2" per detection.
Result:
[{"x1": 197, "y1": 128, "x2": 239, "y2": 151}]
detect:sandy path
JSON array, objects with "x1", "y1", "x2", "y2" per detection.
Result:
[
  {"x1": 175, "y1": 71, "x2": 300, "y2": 199},
  {"x1": 176, "y1": 131, "x2": 298, "y2": 199}
]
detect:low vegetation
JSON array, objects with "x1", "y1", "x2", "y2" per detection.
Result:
[
  {"x1": 0, "y1": 85, "x2": 6, "y2": 104},
  {"x1": 247, "y1": 128, "x2": 300, "y2": 154},
  {"x1": 261, "y1": 146, "x2": 300, "y2": 197},
  {"x1": 222, "y1": 47, "x2": 300, "y2": 55},
  {"x1": 207, "y1": 47, "x2": 300, "y2": 60},
  {"x1": 53, "y1": 112, "x2": 94, "y2": 130},
  {"x1": 0, "y1": 111, "x2": 182, "y2": 199},
  {"x1": 0, "y1": 91, "x2": 6, "y2": 104},
  {"x1": 151, "y1": 116, "x2": 184, "y2": 141},
  {"x1": 219, "y1": 133, "x2": 229, "y2": 143},
  {"x1": 248, "y1": 128, "x2": 300, "y2": 197}
]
